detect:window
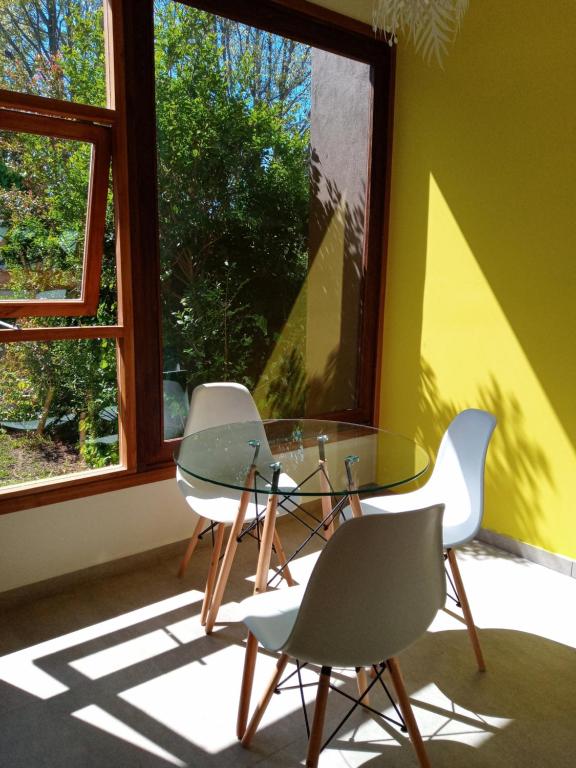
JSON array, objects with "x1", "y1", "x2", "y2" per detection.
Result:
[
  {"x1": 153, "y1": 4, "x2": 381, "y2": 436},
  {"x1": 0, "y1": 2, "x2": 124, "y2": 498},
  {"x1": 0, "y1": 111, "x2": 111, "y2": 317},
  {"x1": 141, "y1": 0, "x2": 393, "y2": 459},
  {"x1": 0, "y1": 0, "x2": 393, "y2": 510}
]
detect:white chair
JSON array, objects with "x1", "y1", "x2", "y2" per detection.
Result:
[
  {"x1": 238, "y1": 505, "x2": 445, "y2": 768},
  {"x1": 355, "y1": 408, "x2": 496, "y2": 671},
  {"x1": 177, "y1": 382, "x2": 295, "y2": 633},
  {"x1": 162, "y1": 378, "x2": 189, "y2": 439}
]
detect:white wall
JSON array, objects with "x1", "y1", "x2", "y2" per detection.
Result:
[{"x1": 0, "y1": 480, "x2": 194, "y2": 593}]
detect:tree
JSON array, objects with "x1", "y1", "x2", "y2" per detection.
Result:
[
  {"x1": 217, "y1": 16, "x2": 310, "y2": 135},
  {"x1": 0, "y1": 1, "x2": 116, "y2": 466},
  {"x1": 1, "y1": 1, "x2": 311, "y2": 478},
  {"x1": 0, "y1": 0, "x2": 104, "y2": 102},
  {"x1": 154, "y1": 2, "x2": 310, "y2": 391}
]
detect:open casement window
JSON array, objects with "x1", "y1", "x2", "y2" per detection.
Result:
[
  {"x1": 0, "y1": 93, "x2": 112, "y2": 318},
  {"x1": 0, "y1": 88, "x2": 126, "y2": 502}
]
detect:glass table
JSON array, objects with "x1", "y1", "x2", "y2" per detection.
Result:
[
  {"x1": 176, "y1": 418, "x2": 429, "y2": 498},
  {"x1": 175, "y1": 418, "x2": 429, "y2": 738},
  {"x1": 175, "y1": 418, "x2": 429, "y2": 620}
]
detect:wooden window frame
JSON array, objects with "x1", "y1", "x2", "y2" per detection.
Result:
[
  {"x1": 127, "y1": 0, "x2": 395, "y2": 470},
  {"x1": 0, "y1": 0, "x2": 394, "y2": 514},
  {"x1": 0, "y1": 92, "x2": 112, "y2": 317}
]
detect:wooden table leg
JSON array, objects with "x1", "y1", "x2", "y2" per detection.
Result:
[
  {"x1": 319, "y1": 460, "x2": 335, "y2": 538},
  {"x1": 200, "y1": 522, "x2": 225, "y2": 626},
  {"x1": 348, "y1": 492, "x2": 363, "y2": 518},
  {"x1": 237, "y1": 466, "x2": 281, "y2": 740},
  {"x1": 273, "y1": 529, "x2": 295, "y2": 586},
  {"x1": 204, "y1": 467, "x2": 255, "y2": 634},
  {"x1": 345, "y1": 456, "x2": 363, "y2": 519}
]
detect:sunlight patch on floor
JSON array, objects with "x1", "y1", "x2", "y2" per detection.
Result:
[
  {"x1": 72, "y1": 704, "x2": 187, "y2": 766},
  {"x1": 0, "y1": 589, "x2": 203, "y2": 699}
]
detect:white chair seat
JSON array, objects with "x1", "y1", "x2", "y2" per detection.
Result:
[{"x1": 177, "y1": 469, "x2": 298, "y2": 525}]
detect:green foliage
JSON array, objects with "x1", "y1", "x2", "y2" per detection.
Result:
[
  {"x1": 0, "y1": 0, "x2": 104, "y2": 101},
  {"x1": 0, "y1": 1, "x2": 311, "y2": 481},
  {"x1": 155, "y1": 3, "x2": 310, "y2": 388},
  {"x1": 0, "y1": 3, "x2": 117, "y2": 472}
]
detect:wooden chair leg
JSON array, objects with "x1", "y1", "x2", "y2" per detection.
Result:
[
  {"x1": 237, "y1": 631, "x2": 259, "y2": 740},
  {"x1": 386, "y1": 657, "x2": 431, "y2": 768},
  {"x1": 306, "y1": 666, "x2": 332, "y2": 768},
  {"x1": 273, "y1": 529, "x2": 295, "y2": 586},
  {"x1": 199, "y1": 523, "x2": 225, "y2": 626},
  {"x1": 204, "y1": 522, "x2": 242, "y2": 634},
  {"x1": 238, "y1": 491, "x2": 280, "y2": 736},
  {"x1": 204, "y1": 484, "x2": 254, "y2": 634},
  {"x1": 241, "y1": 653, "x2": 290, "y2": 748},
  {"x1": 446, "y1": 548, "x2": 486, "y2": 671},
  {"x1": 177, "y1": 515, "x2": 206, "y2": 578},
  {"x1": 356, "y1": 667, "x2": 370, "y2": 705}
]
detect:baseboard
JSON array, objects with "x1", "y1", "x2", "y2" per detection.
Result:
[
  {"x1": 3, "y1": 524, "x2": 574, "y2": 611},
  {"x1": 477, "y1": 528, "x2": 576, "y2": 578}
]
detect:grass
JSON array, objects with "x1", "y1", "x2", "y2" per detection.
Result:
[{"x1": 0, "y1": 429, "x2": 88, "y2": 487}]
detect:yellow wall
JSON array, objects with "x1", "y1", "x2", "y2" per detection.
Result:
[{"x1": 380, "y1": 0, "x2": 576, "y2": 558}]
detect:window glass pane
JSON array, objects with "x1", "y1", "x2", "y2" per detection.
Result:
[
  {"x1": 0, "y1": 1, "x2": 106, "y2": 106},
  {"x1": 0, "y1": 338, "x2": 119, "y2": 489},
  {"x1": 0, "y1": 130, "x2": 93, "y2": 302},
  {"x1": 154, "y1": 4, "x2": 371, "y2": 436}
]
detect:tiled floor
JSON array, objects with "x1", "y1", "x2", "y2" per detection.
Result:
[{"x1": 1, "y1": 516, "x2": 575, "y2": 767}]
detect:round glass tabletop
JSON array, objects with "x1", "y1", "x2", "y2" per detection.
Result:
[{"x1": 175, "y1": 419, "x2": 429, "y2": 497}]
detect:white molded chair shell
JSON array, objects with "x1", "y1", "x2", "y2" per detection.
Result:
[
  {"x1": 182, "y1": 382, "x2": 262, "y2": 436},
  {"x1": 241, "y1": 505, "x2": 446, "y2": 668},
  {"x1": 358, "y1": 409, "x2": 496, "y2": 548},
  {"x1": 352, "y1": 409, "x2": 496, "y2": 672},
  {"x1": 177, "y1": 382, "x2": 299, "y2": 632},
  {"x1": 177, "y1": 382, "x2": 294, "y2": 524}
]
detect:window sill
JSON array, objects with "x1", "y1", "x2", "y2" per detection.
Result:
[{"x1": 0, "y1": 463, "x2": 176, "y2": 516}]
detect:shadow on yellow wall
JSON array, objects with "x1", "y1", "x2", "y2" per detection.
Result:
[
  {"x1": 413, "y1": 361, "x2": 555, "y2": 554},
  {"x1": 381, "y1": 0, "x2": 576, "y2": 557}
]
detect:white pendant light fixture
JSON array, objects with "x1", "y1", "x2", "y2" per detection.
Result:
[{"x1": 373, "y1": 0, "x2": 469, "y2": 64}]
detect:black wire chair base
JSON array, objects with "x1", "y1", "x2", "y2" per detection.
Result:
[
  {"x1": 200, "y1": 461, "x2": 350, "y2": 591},
  {"x1": 274, "y1": 660, "x2": 407, "y2": 753},
  {"x1": 444, "y1": 552, "x2": 462, "y2": 607}
]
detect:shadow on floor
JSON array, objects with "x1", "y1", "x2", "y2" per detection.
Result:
[{"x1": 1, "y1": 584, "x2": 575, "y2": 768}]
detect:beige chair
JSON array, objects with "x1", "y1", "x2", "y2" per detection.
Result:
[
  {"x1": 177, "y1": 382, "x2": 295, "y2": 633},
  {"x1": 238, "y1": 505, "x2": 445, "y2": 768}
]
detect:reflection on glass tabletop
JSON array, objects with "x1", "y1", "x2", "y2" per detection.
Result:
[{"x1": 175, "y1": 419, "x2": 429, "y2": 497}]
